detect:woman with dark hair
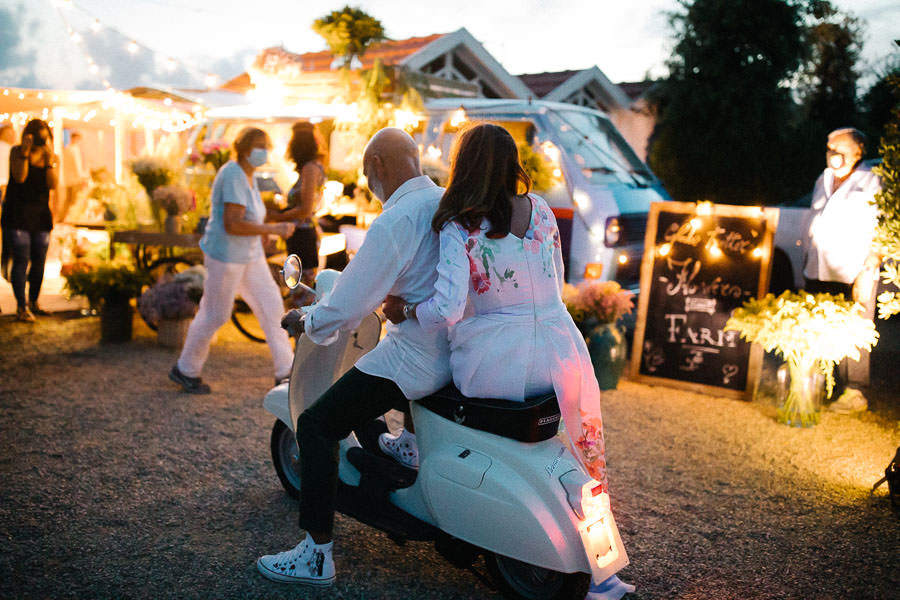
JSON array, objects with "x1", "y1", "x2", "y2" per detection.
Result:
[
  {"x1": 382, "y1": 124, "x2": 633, "y2": 598},
  {"x1": 277, "y1": 121, "x2": 326, "y2": 284},
  {"x1": 1, "y1": 119, "x2": 58, "y2": 321},
  {"x1": 168, "y1": 127, "x2": 296, "y2": 394},
  {"x1": 383, "y1": 123, "x2": 609, "y2": 480}
]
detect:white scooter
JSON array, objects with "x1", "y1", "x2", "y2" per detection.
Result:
[{"x1": 263, "y1": 255, "x2": 631, "y2": 600}]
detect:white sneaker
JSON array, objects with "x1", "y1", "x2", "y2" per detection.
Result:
[
  {"x1": 586, "y1": 574, "x2": 636, "y2": 599},
  {"x1": 378, "y1": 428, "x2": 419, "y2": 469},
  {"x1": 256, "y1": 536, "x2": 335, "y2": 587}
]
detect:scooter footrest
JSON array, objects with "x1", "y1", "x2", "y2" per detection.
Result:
[{"x1": 346, "y1": 447, "x2": 417, "y2": 490}]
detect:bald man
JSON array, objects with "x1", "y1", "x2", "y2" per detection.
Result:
[{"x1": 257, "y1": 128, "x2": 451, "y2": 587}]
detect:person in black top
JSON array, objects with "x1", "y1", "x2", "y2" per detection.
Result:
[
  {"x1": 272, "y1": 122, "x2": 326, "y2": 287},
  {"x1": 1, "y1": 119, "x2": 58, "y2": 322}
]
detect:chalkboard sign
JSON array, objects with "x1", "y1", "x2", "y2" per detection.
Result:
[{"x1": 631, "y1": 202, "x2": 779, "y2": 399}]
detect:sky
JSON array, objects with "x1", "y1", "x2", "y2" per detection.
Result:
[{"x1": 1, "y1": 0, "x2": 898, "y2": 92}]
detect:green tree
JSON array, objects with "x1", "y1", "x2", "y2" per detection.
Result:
[
  {"x1": 796, "y1": 0, "x2": 863, "y2": 132},
  {"x1": 649, "y1": 0, "x2": 807, "y2": 206},
  {"x1": 872, "y1": 74, "x2": 900, "y2": 318},
  {"x1": 312, "y1": 6, "x2": 386, "y2": 70}
]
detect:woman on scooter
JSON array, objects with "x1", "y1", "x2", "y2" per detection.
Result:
[{"x1": 382, "y1": 123, "x2": 609, "y2": 489}]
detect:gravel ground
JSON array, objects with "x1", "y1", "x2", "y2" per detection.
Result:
[{"x1": 1, "y1": 313, "x2": 898, "y2": 600}]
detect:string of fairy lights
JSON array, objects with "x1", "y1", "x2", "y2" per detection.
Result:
[
  {"x1": 0, "y1": 0, "x2": 220, "y2": 132},
  {"x1": 52, "y1": 0, "x2": 220, "y2": 91}
]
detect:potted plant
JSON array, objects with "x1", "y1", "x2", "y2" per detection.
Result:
[
  {"x1": 725, "y1": 291, "x2": 878, "y2": 427},
  {"x1": 137, "y1": 266, "x2": 205, "y2": 348},
  {"x1": 563, "y1": 280, "x2": 635, "y2": 390},
  {"x1": 62, "y1": 261, "x2": 151, "y2": 343},
  {"x1": 151, "y1": 185, "x2": 195, "y2": 234}
]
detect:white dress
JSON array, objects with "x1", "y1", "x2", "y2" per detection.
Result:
[{"x1": 416, "y1": 194, "x2": 608, "y2": 487}]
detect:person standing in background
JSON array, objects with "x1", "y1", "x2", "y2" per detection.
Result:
[
  {"x1": 803, "y1": 127, "x2": 882, "y2": 410},
  {"x1": 1, "y1": 119, "x2": 58, "y2": 322},
  {"x1": 60, "y1": 130, "x2": 88, "y2": 224},
  {"x1": 0, "y1": 123, "x2": 15, "y2": 297},
  {"x1": 0, "y1": 123, "x2": 14, "y2": 202}
]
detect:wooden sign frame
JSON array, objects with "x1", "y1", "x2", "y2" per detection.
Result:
[{"x1": 630, "y1": 201, "x2": 779, "y2": 399}]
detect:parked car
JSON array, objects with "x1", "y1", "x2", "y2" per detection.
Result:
[{"x1": 420, "y1": 99, "x2": 670, "y2": 288}]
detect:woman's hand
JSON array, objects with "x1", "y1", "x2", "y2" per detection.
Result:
[
  {"x1": 21, "y1": 134, "x2": 33, "y2": 155},
  {"x1": 382, "y1": 294, "x2": 407, "y2": 324},
  {"x1": 274, "y1": 222, "x2": 296, "y2": 239}
]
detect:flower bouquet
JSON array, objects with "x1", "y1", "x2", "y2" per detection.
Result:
[
  {"x1": 62, "y1": 260, "x2": 151, "y2": 342},
  {"x1": 130, "y1": 156, "x2": 175, "y2": 197},
  {"x1": 725, "y1": 291, "x2": 878, "y2": 427},
  {"x1": 137, "y1": 266, "x2": 205, "y2": 346},
  {"x1": 199, "y1": 140, "x2": 231, "y2": 171},
  {"x1": 563, "y1": 280, "x2": 635, "y2": 389},
  {"x1": 62, "y1": 261, "x2": 150, "y2": 308},
  {"x1": 151, "y1": 185, "x2": 195, "y2": 217},
  {"x1": 563, "y1": 280, "x2": 635, "y2": 329}
]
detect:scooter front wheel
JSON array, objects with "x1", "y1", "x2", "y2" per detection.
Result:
[
  {"x1": 485, "y1": 552, "x2": 590, "y2": 600},
  {"x1": 270, "y1": 420, "x2": 301, "y2": 498}
]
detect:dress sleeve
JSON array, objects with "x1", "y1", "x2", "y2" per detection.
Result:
[{"x1": 416, "y1": 223, "x2": 470, "y2": 332}]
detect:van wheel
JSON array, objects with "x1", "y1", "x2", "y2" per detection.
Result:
[
  {"x1": 484, "y1": 552, "x2": 590, "y2": 600},
  {"x1": 271, "y1": 420, "x2": 301, "y2": 498}
]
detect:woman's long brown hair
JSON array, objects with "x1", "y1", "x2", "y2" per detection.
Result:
[{"x1": 432, "y1": 123, "x2": 531, "y2": 237}]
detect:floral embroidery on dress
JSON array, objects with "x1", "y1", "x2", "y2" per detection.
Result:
[
  {"x1": 574, "y1": 416, "x2": 609, "y2": 491},
  {"x1": 460, "y1": 224, "x2": 519, "y2": 294}
]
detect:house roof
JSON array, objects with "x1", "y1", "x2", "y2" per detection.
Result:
[
  {"x1": 253, "y1": 34, "x2": 445, "y2": 74},
  {"x1": 518, "y1": 67, "x2": 632, "y2": 110},
  {"x1": 518, "y1": 70, "x2": 584, "y2": 98},
  {"x1": 617, "y1": 80, "x2": 655, "y2": 101}
]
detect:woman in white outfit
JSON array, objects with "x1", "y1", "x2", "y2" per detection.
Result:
[
  {"x1": 382, "y1": 123, "x2": 632, "y2": 599},
  {"x1": 169, "y1": 127, "x2": 296, "y2": 394}
]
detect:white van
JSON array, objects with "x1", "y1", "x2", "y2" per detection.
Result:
[
  {"x1": 188, "y1": 99, "x2": 669, "y2": 288},
  {"x1": 419, "y1": 99, "x2": 670, "y2": 288}
]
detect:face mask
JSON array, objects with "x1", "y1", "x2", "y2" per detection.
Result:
[
  {"x1": 248, "y1": 148, "x2": 268, "y2": 167},
  {"x1": 827, "y1": 151, "x2": 845, "y2": 170},
  {"x1": 368, "y1": 175, "x2": 385, "y2": 202}
]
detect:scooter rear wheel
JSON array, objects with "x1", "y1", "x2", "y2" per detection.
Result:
[
  {"x1": 485, "y1": 552, "x2": 590, "y2": 600},
  {"x1": 271, "y1": 420, "x2": 301, "y2": 498}
]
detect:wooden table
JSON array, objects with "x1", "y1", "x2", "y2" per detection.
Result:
[{"x1": 110, "y1": 230, "x2": 203, "y2": 270}]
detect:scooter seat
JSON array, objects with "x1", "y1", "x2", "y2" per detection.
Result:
[{"x1": 418, "y1": 385, "x2": 561, "y2": 443}]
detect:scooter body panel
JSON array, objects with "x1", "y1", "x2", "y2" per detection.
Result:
[
  {"x1": 408, "y1": 403, "x2": 594, "y2": 574},
  {"x1": 262, "y1": 383, "x2": 291, "y2": 428}
]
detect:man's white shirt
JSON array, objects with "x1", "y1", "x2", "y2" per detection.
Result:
[
  {"x1": 805, "y1": 162, "x2": 881, "y2": 284},
  {"x1": 304, "y1": 175, "x2": 451, "y2": 399}
]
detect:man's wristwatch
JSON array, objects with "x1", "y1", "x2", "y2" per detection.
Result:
[{"x1": 402, "y1": 303, "x2": 416, "y2": 321}]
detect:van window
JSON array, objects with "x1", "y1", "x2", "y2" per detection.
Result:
[{"x1": 545, "y1": 110, "x2": 654, "y2": 187}]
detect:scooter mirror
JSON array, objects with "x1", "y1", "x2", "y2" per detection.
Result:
[
  {"x1": 281, "y1": 254, "x2": 319, "y2": 297},
  {"x1": 281, "y1": 254, "x2": 302, "y2": 289}
]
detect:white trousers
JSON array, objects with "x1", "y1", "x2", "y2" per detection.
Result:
[{"x1": 177, "y1": 254, "x2": 293, "y2": 380}]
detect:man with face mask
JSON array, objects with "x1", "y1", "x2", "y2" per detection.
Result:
[
  {"x1": 256, "y1": 128, "x2": 450, "y2": 588},
  {"x1": 803, "y1": 127, "x2": 882, "y2": 407}
]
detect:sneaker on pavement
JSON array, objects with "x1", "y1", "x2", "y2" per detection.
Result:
[
  {"x1": 828, "y1": 388, "x2": 867, "y2": 414},
  {"x1": 257, "y1": 536, "x2": 335, "y2": 587},
  {"x1": 378, "y1": 428, "x2": 419, "y2": 469},
  {"x1": 168, "y1": 364, "x2": 211, "y2": 395},
  {"x1": 586, "y1": 574, "x2": 636, "y2": 599}
]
